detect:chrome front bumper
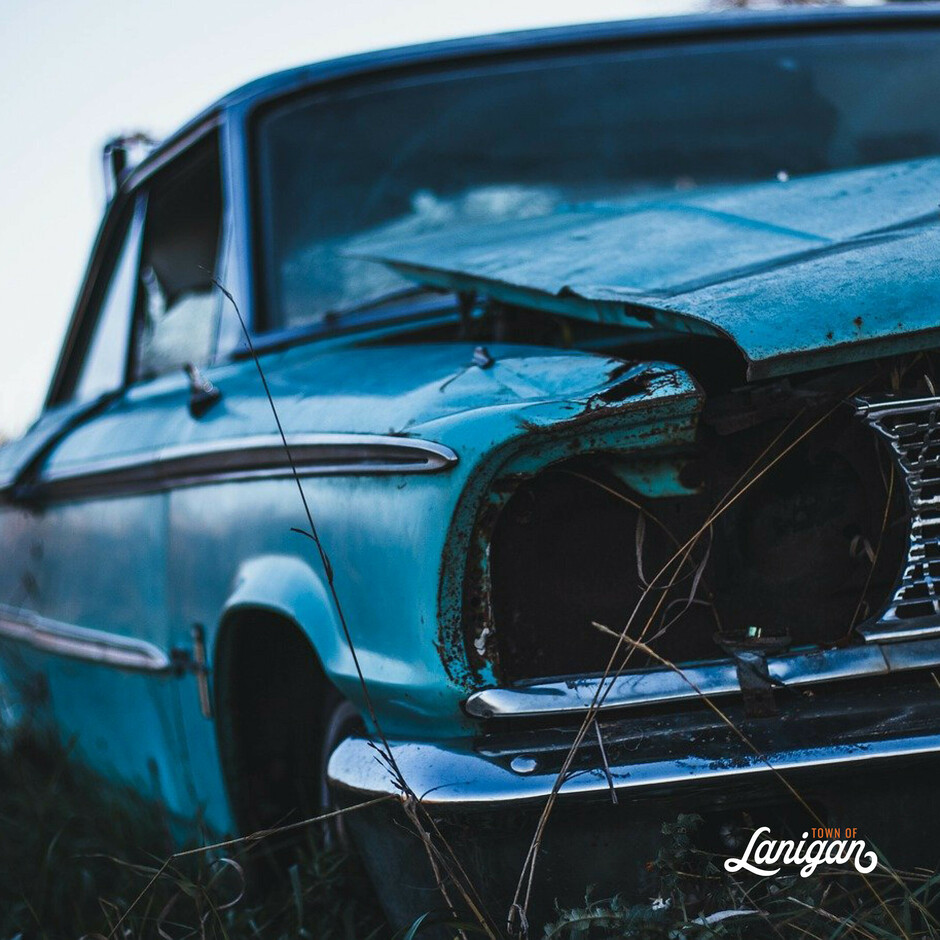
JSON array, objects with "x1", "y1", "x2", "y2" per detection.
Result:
[
  {"x1": 330, "y1": 674, "x2": 940, "y2": 933},
  {"x1": 328, "y1": 729, "x2": 940, "y2": 807},
  {"x1": 464, "y1": 634, "x2": 940, "y2": 720},
  {"x1": 328, "y1": 673, "x2": 940, "y2": 807}
]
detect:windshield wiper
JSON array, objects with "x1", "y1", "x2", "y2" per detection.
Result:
[
  {"x1": 321, "y1": 285, "x2": 444, "y2": 322},
  {"x1": 238, "y1": 285, "x2": 458, "y2": 360}
]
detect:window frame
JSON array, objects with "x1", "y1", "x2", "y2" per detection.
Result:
[
  {"x1": 70, "y1": 194, "x2": 148, "y2": 402},
  {"x1": 126, "y1": 130, "x2": 226, "y2": 385},
  {"x1": 45, "y1": 116, "x2": 229, "y2": 410}
]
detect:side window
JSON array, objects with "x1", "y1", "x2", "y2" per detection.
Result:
[
  {"x1": 132, "y1": 135, "x2": 223, "y2": 381},
  {"x1": 72, "y1": 200, "x2": 145, "y2": 401}
]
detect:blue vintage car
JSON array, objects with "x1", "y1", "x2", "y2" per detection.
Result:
[{"x1": 5, "y1": 4, "x2": 940, "y2": 930}]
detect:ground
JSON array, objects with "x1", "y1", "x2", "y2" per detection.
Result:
[{"x1": 2, "y1": 733, "x2": 938, "y2": 939}]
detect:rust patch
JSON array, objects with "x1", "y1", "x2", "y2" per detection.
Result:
[
  {"x1": 459, "y1": 495, "x2": 505, "y2": 676},
  {"x1": 437, "y1": 487, "x2": 509, "y2": 687},
  {"x1": 436, "y1": 367, "x2": 700, "y2": 686},
  {"x1": 606, "y1": 359, "x2": 640, "y2": 383},
  {"x1": 596, "y1": 374, "x2": 655, "y2": 404}
]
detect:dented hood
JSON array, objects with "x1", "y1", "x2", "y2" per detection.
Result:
[{"x1": 356, "y1": 158, "x2": 940, "y2": 379}]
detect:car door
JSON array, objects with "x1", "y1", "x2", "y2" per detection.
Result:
[{"x1": 0, "y1": 130, "x2": 227, "y2": 820}]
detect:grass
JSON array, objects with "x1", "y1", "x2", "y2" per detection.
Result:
[
  {"x1": 541, "y1": 815, "x2": 940, "y2": 940},
  {"x1": 2, "y1": 736, "x2": 940, "y2": 939},
  {"x1": 0, "y1": 734, "x2": 389, "y2": 939}
]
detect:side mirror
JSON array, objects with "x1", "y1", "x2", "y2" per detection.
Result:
[{"x1": 102, "y1": 133, "x2": 157, "y2": 202}]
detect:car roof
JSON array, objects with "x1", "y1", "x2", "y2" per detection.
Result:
[{"x1": 133, "y1": 3, "x2": 940, "y2": 176}]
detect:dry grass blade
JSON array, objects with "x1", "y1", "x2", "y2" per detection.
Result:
[
  {"x1": 212, "y1": 280, "x2": 390, "y2": 762},
  {"x1": 847, "y1": 459, "x2": 896, "y2": 638},
  {"x1": 107, "y1": 795, "x2": 394, "y2": 937},
  {"x1": 213, "y1": 282, "x2": 497, "y2": 938},
  {"x1": 172, "y1": 796, "x2": 396, "y2": 859},
  {"x1": 508, "y1": 404, "x2": 829, "y2": 932},
  {"x1": 783, "y1": 895, "x2": 880, "y2": 940},
  {"x1": 595, "y1": 628, "x2": 916, "y2": 940},
  {"x1": 508, "y1": 382, "x2": 925, "y2": 936}
]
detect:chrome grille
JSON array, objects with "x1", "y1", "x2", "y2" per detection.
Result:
[{"x1": 858, "y1": 395, "x2": 940, "y2": 640}]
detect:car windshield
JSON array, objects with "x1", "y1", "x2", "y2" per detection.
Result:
[{"x1": 254, "y1": 27, "x2": 940, "y2": 333}]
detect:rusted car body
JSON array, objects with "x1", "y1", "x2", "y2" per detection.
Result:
[{"x1": 3, "y1": 4, "x2": 940, "y2": 929}]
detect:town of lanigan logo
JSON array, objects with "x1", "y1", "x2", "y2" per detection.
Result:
[{"x1": 724, "y1": 827, "x2": 878, "y2": 877}]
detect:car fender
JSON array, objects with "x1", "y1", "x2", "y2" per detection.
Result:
[{"x1": 217, "y1": 553, "x2": 351, "y2": 686}]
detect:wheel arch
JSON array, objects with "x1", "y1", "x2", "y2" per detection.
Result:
[
  {"x1": 211, "y1": 554, "x2": 352, "y2": 834},
  {"x1": 214, "y1": 553, "x2": 349, "y2": 682}
]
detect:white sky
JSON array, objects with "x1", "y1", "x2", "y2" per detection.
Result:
[{"x1": 0, "y1": 0, "x2": 704, "y2": 439}]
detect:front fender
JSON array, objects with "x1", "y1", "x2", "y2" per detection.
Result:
[
  {"x1": 217, "y1": 554, "x2": 447, "y2": 727},
  {"x1": 220, "y1": 553, "x2": 345, "y2": 671}
]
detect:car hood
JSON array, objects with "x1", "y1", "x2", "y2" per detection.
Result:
[{"x1": 356, "y1": 158, "x2": 940, "y2": 379}]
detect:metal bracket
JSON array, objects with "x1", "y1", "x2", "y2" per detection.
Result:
[{"x1": 715, "y1": 630, "x2": 790, "y2": 718}]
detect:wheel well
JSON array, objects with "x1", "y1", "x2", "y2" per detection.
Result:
[{"x1": 214, "y1": 608, "x2": 328, "y2": 835}]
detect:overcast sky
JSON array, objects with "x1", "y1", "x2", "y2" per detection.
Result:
[{"x1": 0, "y1": 0, "x2": 708, "y2": 439}]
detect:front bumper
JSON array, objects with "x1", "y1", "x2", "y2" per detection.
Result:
[
  {"x1": 329, "y1": 665, "x2": 940, "y2": 807},
  {"x1": 330, "y1": 725, "x2": 940, "y2": 807},
  {"x1": 331, "y1": 635, "x2": 940, "y2": 808},
  {"x1": 328, "y1": 673, "x2": 940, "y2": 929}
]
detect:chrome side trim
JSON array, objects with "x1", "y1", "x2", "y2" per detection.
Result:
[
  {"x1": 0, "y1": 605, "x2": 171, "y2": 672},
  {"x1": 465, "y1": 637, "x2": 940, "y2": 719},
  {"x1": 328, "y1": 731, "x2": 940, "y2": 807},
  {"x1": 30, "y1": 433, "x2": 458, "y2": 501}
]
